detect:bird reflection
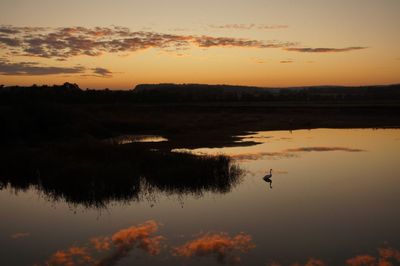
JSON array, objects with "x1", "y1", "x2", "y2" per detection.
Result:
[{"x1": 263, "y1": 169, "x2": 273, "y2": 189}]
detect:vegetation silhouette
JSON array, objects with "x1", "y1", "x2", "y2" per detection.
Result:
[
  {"x1": 1, "y1": 83, "x2": 400, "y2": 148},
  {"x1": 1, "y1": 82, "x2": 400, "y2": 103},
  {"x1": 0, "y1": 142, "x2": 243, "y2": 208}
]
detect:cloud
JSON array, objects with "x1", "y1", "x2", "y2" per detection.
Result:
[
  {"x1": 0, "y1": 25, "x2": 296, "y2": 60},
  {"x1": 192, "y1": 36, "x2": 278, "y2": 48},
  {"x1": 42, "y1": 220, "x2": 164, "y2": 266},
  {"x1": 284, "y1": 47, "x2": 367, "y2": 53},
  {"x1": 280, "y1": 60, "x2": 293, "y2": 63},
  {"x1": 250, "y1": 58, "x2": 266, "y2": 64},
  {"x1": 0, "y1": 25, "x2": 21, "y2": 34},
  {"x1": 0, "y1": 36, "x2": 21, "y2": 46},
  {"x1": 0, "y1": 59, "x2": 113, "y2": 77},
  {"x1": 91, "y1": 67, "x2": 113, "y2": 78},
  {"x1": 10, "y1": 232, "x2": 30, "y2": 239},
  {"x1": 173, "y1": 232, "x2": 255, "y2": 264},
  {"x1": 0, "y1": 60, "x2": 85, "y2": 76},
  {"x1": 209, "y1": 24, "x2": 288, "y2": 30},
  {"x1": 0, "y1": 25, "x2": 367, "y2": 59}
]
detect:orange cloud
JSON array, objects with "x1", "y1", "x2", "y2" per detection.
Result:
[
  {"x1": 209, "y1": 24, "x2": 288, "y2": 30},
  {"x1": 173, "y1": 232, "x2": 255, "y2": 264},
  {"x1": 0, "y1": 25, "x2": 365, "y2": 63},
  {"x1": 285, "y1": 47, "x2": 367, "y2": 53},
  {"x1": 0, "y1": 26, "x2": 295, "y2": 60}
]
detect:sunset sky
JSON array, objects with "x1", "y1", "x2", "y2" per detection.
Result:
[{"x1": 0, "y1": 0, "x2": 399, "y2": 89}]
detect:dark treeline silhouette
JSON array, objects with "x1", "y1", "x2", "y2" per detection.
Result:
[
  {"x1": 0, "y1": 142, "x2": 243, "y2": 208},
  {"x1": 1, "y1": 83, "x2": 400, "y2": 146},
  {"x1": 1, "y1": 82, "x2": 400, "y2": 103}
]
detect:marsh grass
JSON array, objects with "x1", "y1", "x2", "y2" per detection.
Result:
[{"x1": 0, "y1": 141, "x2": 243, "y2": 208}]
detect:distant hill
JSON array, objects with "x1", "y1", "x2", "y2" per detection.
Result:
[
  {"x1": 1, "y1": 82, "x2": 399, "y2": 103},
  {"x1": 132, "y1": 83, "x2": 400, "y2": 102},
  {"x1": 134, "y1": 83, "x2": 280, "y2": 94}
]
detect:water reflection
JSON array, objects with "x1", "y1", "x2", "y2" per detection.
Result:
[
  {"x1": 1, "y1": 129, "x2": 399, "y2": 266},
  {"x1": 265, "y1": 246, "x2": 400, "y2": 266},
  {"x1": 173, "y1": 232, "x2": 255, "y2": 264},
  {"x1": 0, "y1": 146, "x2": 243, "y2": 208},
  {"x1": 42, "y1": 220, "x2": 164, "y2": 266},
  {"x1": 10, "y1": 232, "x2": 30, "y2": 240},
  {"x1": 105, "y1": 135, "x2": 168, "y2": 145},
  {"x1": 37, "y1": 219, "x2": 400, "y2": 266},
  {"x1": 173, "y1": 146, "x2": 365, "y2": 162},
  {"x1": 39, "y1": 220, "x2": 255, "y2": 266}
]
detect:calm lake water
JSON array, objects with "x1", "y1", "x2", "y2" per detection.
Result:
[{"x1": 1, "y1": 129, "x2": 399, "y2": 266}]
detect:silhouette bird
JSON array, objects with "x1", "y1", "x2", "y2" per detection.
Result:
[
  {"x1": 263, "y1": 169, "x2": 273, "y2": 189},
  {"x1": 263, "y1": 169, "x2": 272, "y2": 179}
]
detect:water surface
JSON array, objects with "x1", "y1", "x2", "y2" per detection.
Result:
[{"x1": 1, "y1": 128, "x2": 399, "y2": 265}]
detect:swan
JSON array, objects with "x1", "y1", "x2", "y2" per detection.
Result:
[
  {"x1": 263, "y1": 169, "x2": 273, "y2": 189},
  {"x1": 263, "y1": 169, "x2": 272, "y2": 180}
]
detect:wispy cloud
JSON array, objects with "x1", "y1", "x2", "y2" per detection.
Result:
[
  {"x1": 284, "y1": 47, "x2": 367, "y2": 53},
  {"x1": 0, "y1": 59, "x2": 115, "y2": 77},
  {"x1": 0, "y1": 25, "x2": 367, "y2": 61},
  {"x1": 280, "y1": 60, "x2": 293, "y2": 64},
  {"x1": 0, "y1": 25, "x2": 295, "y2": 60},
  {"x1": 209, "y1": 24, "x2": 288, "y2": 30},
  {"x1": 91, "y1": 67, "x2": 113, "y2": 78},
  {"x1": 0, "y1": 59, "x2": 85, "y2": 75}
]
